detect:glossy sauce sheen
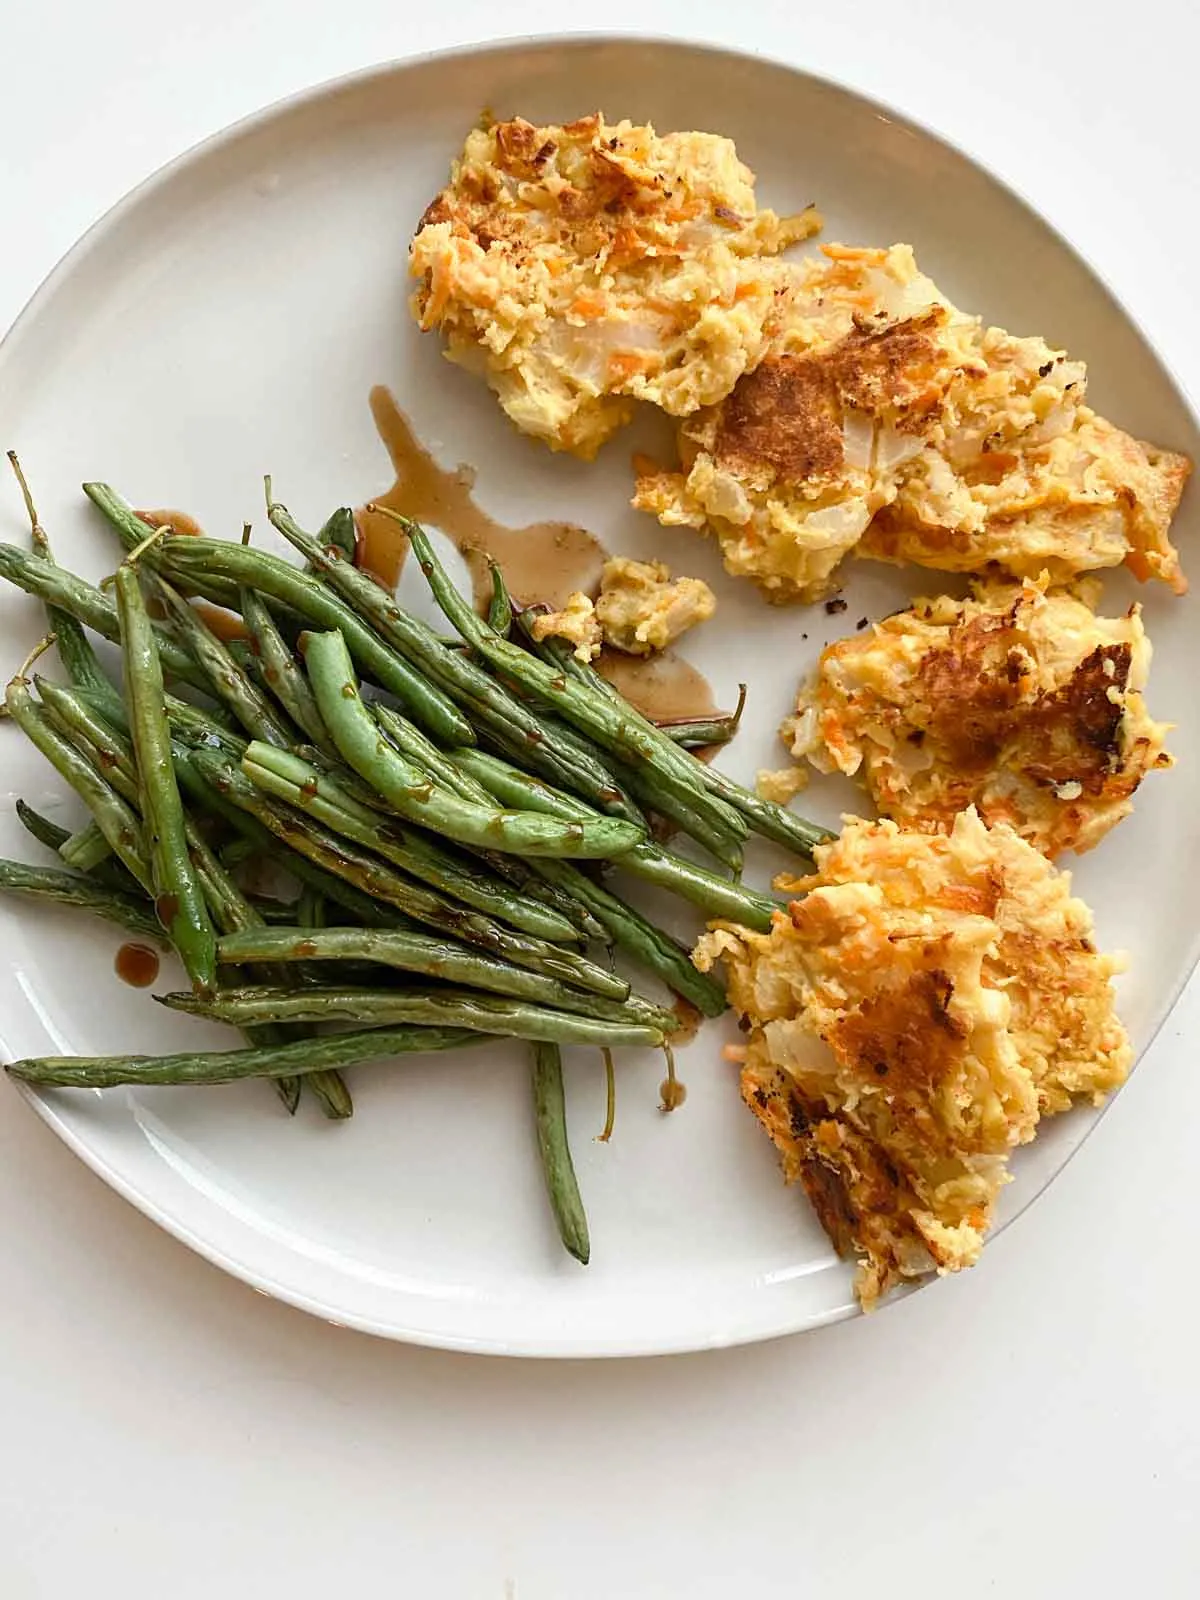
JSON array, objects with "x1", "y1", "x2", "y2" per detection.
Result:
[
  {"x1": 136, "y1": 508, "x2": 206, "y2": 539},
  {"x1": 595, "y1": 650, "x2": 719, "y2": 724},
  {"x1": 361, "y1": 387, "x2": 723, "y2": 726},
  {"x1": 360, "y1": 386, "x2": 604, "y2": 607},
  {"x1": 192, "y1": 601, "x2": 250, "y2": 643},
  {"x1": 114, "y1": 942, "x2": 160, "y2": 988}
]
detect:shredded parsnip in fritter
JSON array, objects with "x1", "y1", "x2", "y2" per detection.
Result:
[
  {"x1": 694, "y1": 811, "x2": 1132, "y2": 1306},
  {"x1": 785, "y1": 576, "x2": 1172, "y2": 856},
  {"x1": 635, "y1": 244, "x2": 1190, "y2": 599},
  {"x1": 410, "y1": 115, "x2": 819, "y2": 458},
  {"x1": 530, "y1": 556, "x2": 716, "y2": 662}
]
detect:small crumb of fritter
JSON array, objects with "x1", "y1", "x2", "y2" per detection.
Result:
[
  {"x1": 593, "y1": 556, "x2": 715, "y2": 655},
  {"x1": 410, "y1": 115, "x2": 820, "y2": 458},
  {"x1": 694, "y1": 810, "x2": 1132, "y2": 1306},
  {"x1": 634, "y1": 243, "x2": 1191, "y2": 599},
  {"x1": 531, "y1": 556, "x2": 716, "y2": 661},
  {"x1": 785, "y1": 575, "x2": 1172, "y2": 857},
  {"x1": 530, "y1": 591, "x2": 602, "y2": 662},
  {"x1": 755, "y1": 766, "x2": 810, "y2": 805}
]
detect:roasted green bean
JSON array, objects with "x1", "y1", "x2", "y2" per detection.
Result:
[
  {"x1": 147, "y1": 574, "x2": 294, "y2": 748},
  {"x1": 188, "y1": 747, "x2": 628, "y2": 997},
  {"x1": 5, "y1": 677, "x2": 150, "y2": 888},
  {"x1": 162, "y1": 984, "x2": 667, "y2": 1048},
  {"x1": 451, "y1": 748, "x2": 779, "y2": 931},
  {"x1": 534, "y1": 859, "x2": 727, "y2": 1017},
  {"x1": 6, "y1": 1025, "x2": 486, "y2": 1089},
  {"x1": 0, "y1": 544, "x2": 210, "y2": 692},
  {"x1": 302, "y1": 629, "x2": 643, "y2": 860},
  {"x1": 115, "y1": 563, "x2": 216, "y2": 992},
  {"x1": 214, "y1": 926, "x2": 676, "y2": 1028},
  {"x1": 239, "y1": 586, "x2": 333, "y2": 752},
  {"x1": 531, "y1": 1041, "x2": 589, "y2": 1265},
  {"x1": 0, "y1": 858, "x2": 165, "y2": 944},
  {"x1": 265, "y1": 503, "x2": 644, "y2": 823},
  {"x1": 141, "y1": 526, "x2": 475, "y2": 746},
  {"x1": 240, "y1": 742, "x2": 585, "y2": 943},
  {"x1": 401, "y1": 516, "x2": 748, "y2": 857}
]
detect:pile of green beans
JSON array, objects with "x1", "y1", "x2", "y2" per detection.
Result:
[{"x1": 0, "y1": 473, "x2": 830, "y2": 1263}]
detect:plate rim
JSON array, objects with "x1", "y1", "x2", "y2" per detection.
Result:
[{"x1": 2, "y1": 31, "x2": 1198, "y2": 1358}]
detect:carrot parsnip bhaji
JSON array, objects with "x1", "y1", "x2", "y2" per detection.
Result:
[
  {"x1": 785, "y1": 577, "x2": 1172, "y2": 857},
  {"x1": 635, "y1": 244, "x2": 1190, "y2": 599},
  {"x1": 410, "y1": 115, "x2": 819, "y2": 458},
  {"x1": 694, "y1": 811, "x2": 1132, "y2": 1306}
]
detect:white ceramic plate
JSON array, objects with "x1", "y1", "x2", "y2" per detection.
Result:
[{"x1": 1, "y1": 37, "x2": 1197, "y2": 1357}]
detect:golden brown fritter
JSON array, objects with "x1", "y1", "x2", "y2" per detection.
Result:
[
  {"x1": 694, "y1": 811, "x2": 1132, "y2": 1306},
  {"x1": 409, "y1": 115, "x2": 819, "y2": 458},
  {"x1": 785, "y1": 578, "x2": 1172, "y2": 857},
  {"x1": 634, "y1": 244, "x2": 1191, "y2": 600}
]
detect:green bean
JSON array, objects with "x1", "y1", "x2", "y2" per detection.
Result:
[
  {"x1": 404, "y1": 518, "x2": 748, "y2": 866},
  {"x1": 534, "y1": 859, "x2": 727, "y2": 1017},
  {"x1": 0, "y1": 544, "x2": 210, "y2": 692},
  {"x1": 486, "y1": 561, "x2": 513, "y2": 637},
  {"x1": 146, "y1": 574, "x2": 294, "y2": 747},
  {"x1": 80, "y1": 484, "x2": 245, "y2": 607},
  {"x1": 291, "y1": 884, "x2": 353, "y2": 1118},
  {"x1": 15, "y1": 800, "x2": 140, "y2": 895},
  {"x1": 6, "y1": 1025, "x2": 486, "y2": 1089},
  {"x1": 188, "y1": 747, "x2": 627, "y2": 997},
  {"x1": 144, "y1": 529, "x2": 475, "y2": 747},
  {"x1": 516, "y1": 610, "x2": 826, "y2": 858},
  {"x1": 297, "y1": 884, "x2": 327, "y2": 930},
  {"x1": 114, "y1": 564, "x2": 217, "y2": 992},
  {"x1": 34, "y1": 677, "x2": 308, "y2": 1108},
  {"x1": 241, "y1": 742, "x2": 585, "y2": 944},
  {"x1": 38, "y1": 679, "x2": 228, "y2": 914},
  {"x1": 531, "y1": 1041, "x2": 589, "y2": 1265},
  {"x1": 175, "y1": 746, "x2": 415, "y2": 930},
  {"x1": 303, "y1": 630, "x2": 644, "y2": 860},
  {"x1": 7, "y1": 454, "x2": 122, "y2": 711},
  {"x1": 239, "y1": 587, "x2": 333, "y2": 752},
  {"x1": 657, "y1": 704, "x2": 744, "y2": 749},
  {"x1": 14, "y1": 799, "x2": 72, "y2": 854},
  {"x1": 214, "y1": 926, "x2": 676, "y2": 1027},
  {"x1": 371, "y1": 703, "x2": 485, "y2": 804},
  {"x1": 162, "y1": 984, "x2": 666, "y2": 1048},
  {"x1": 59, "y1": 820, "x2": 115, "y2": 873},
  {"x1": 495, "y1": 615, "x2": 739, "y2": 858},
  {"x1": 264, "y1": 504, "x2": 642, "y2": 822},
  {"x1": 5, "y1": 677, "x2": 150, "y2": 887},
  {"x1": 693, "y1": 763, "x2": 835, "y2": 857},
  {"x1": 0, "y1": 858, "x2": 165, "y2": 944},
  {"x1": 85, "y1": 686, "x2": 247, "y2": 758},
  {"x1": 369, "y1": 706, "x2": 607, "y2": 943},
  {"x1": 246, "y1": 894, "x2": 302, "y2": 924},
  {"x1": 176, "y1": 826, "x2": 311, "y2": 1108},
  {"x1": 451, "y1": 749, "x2": 779, "y2": 932},
  {"x1": 318, "y1": 507, "x2": 357, "y2": 563}
]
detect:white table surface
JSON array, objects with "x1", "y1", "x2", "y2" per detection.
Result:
[{"x1": 2, "y1": 3, "x2": 1197, "y2": 1594}]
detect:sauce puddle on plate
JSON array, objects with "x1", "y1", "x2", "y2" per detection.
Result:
[
  {"x1": 360, "y1": 385, "x2": 604, "y2": 608},
  {"x1": 136, "y1": 508, "x2": 206, "y2": 539},
  {"x1": 360, "y1": 385, "x2": 726, "y2": 725},
  {"x1": 114, "y1": 942, "x2": 160, "y2": 988},
  {"x1": 595, "y1": 648, "x2": 719, "y2": 727}
]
